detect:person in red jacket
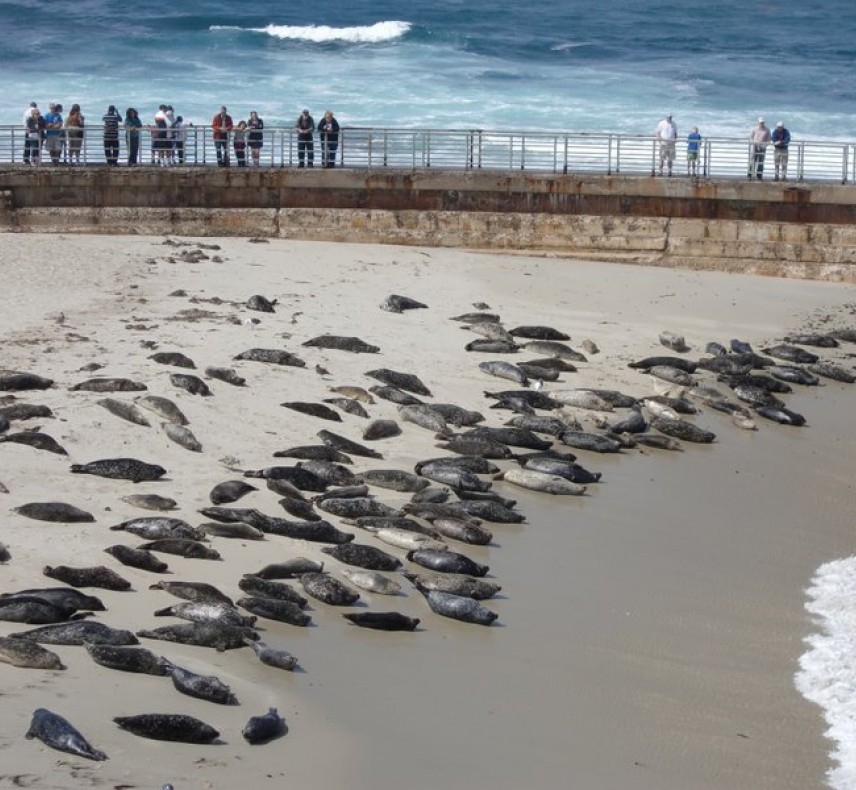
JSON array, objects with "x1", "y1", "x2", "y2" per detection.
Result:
[{"x1": 212, "y1": 106, "x2": 233, "y2": 166}]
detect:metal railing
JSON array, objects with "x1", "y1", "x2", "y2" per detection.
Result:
[{"x1": 2, "y1": 124, "x2": 855, "y2": 183}]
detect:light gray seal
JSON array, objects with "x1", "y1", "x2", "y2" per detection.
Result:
[
  {"x1": 114, "y1": 713, "x2": 219, "y2": 744},
  {"x1": 243, "y1": 708, "x2": 287, "y2": 745},
  {"x1": 244, "y1": 638, "x2": 299, "y2": 671},
  {"x1": 497, "y1": 468, "x2": 587, "y2": 496},
  {"x1": 110, "y1": 516, "x2": 204, "y2": 541},
  {"x1": 478, "y1": 360, "x2": 529, "y2": 386},
  {"x1": 26, "y1": 708, "x2": 107, "y2": 760},
  {"x1": 162, "y1": 422, "x2": 203, "y2": 452},
  {"x1": 154, "y1": 601, "x2": 256, "y2": 629},
  {"x1": 340, "y1": 568, "x2": 403, "y2": 595},
  {"x1": 0, "y1": 635, "x2": 65, "y2": 669},
  {"x1": 357, "y1": 469, "x2": 430, "y2": 493},
  {"x1": 421, "y1": 590, "x2": 498, "y2": 625},
  {"x1": 121, "y1": 493, "x2": 178, "y2": 511},
  {"x1": 135, "y1": 395, "x2": 189, "y2": 425},
  {"x1": 69, "y1": 377, "x2": 146, "y2": 392},
  {"x1": 0, "y1": 431, "x2": 67, "y2": 455}
]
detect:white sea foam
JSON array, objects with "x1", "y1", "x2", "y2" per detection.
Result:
[
  {"x1": 211, "y1": 21, "x2": 411, "y2": 44},
  {"x1": 796, "y1": 556, "x2": 856, "y2": 790}
]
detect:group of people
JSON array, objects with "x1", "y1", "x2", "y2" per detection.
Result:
[
  {"x1": 21, "y1": 101, "x2": 341, "y2": 169},
  {"x1": 655, "y1": 114, "x2": 792, "y2": 181}
]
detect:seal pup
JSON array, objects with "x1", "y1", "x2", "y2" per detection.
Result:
[
  {"x1": 243, "y1": 708, "x2": 287, "y2": 745},
  {"x1": 245, "y1": 638, "x2": 299, "y2": 670},
  {"x1": 44, "y1": 564, "x2": 132, "y2": 591},
  {"x1": 13, "y1": 502, "x2": 95, "y2": 523},
  {"x1": 26, "y1": 708, "x2": 107, "y2": 760},
  {"x1": 0, "y1": 636, "x2": 64, "y2": 669},
  {"x1": 114, "y1": 713, "x2": 219, "y2": 744},
  {"x1": 421, "y1": 590, "x2": 498, "y2": 625},
  {"x1": 70, "y1": 457, "x2": 166, "y2": 483},
  {"x1": 343, "y1": 612, "x2": 420, "y2": 631},
  {"x1": 161, "y1": 658, "x2": 237, "y2": 704}
]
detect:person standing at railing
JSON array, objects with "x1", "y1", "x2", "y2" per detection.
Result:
[
  {"x1": 22, "y1": 101, "x2": 38, "y2": 126},
  {"x1": 233, "y1": 120, "x2": 248, "y2": 167},
  {"x1": 212, "y1": 106, "x2": 233, "y2": 166},
  {"x1": 748, "y1": 117, "x2": 771, "y2": 180},
  {"x1": 686, "y1": 126, "x2": 702, "y2": 177},
  {"x1": 772, "y1": 120, "x2": 791, "y2": 182},
  {"x1": 655, "y1": 113, "x2": 678, "y2": 176},
  {"x1": 248, "y1": 111, "x2": 264, "y2": 166},
  {"x1": 124, "y1": 108, "x2": 142, "y2": 165},
  {"x1": 65, "y1": 104, "x2": 84, "y2": 165},
  {"x1": 102, "y1": 105, "x2": 122, "y2": 165},
  {"x1": 43, "y1": 103, "x2": 64, "y2": 166},
  {"x1": 317, "y1": 110, "x2": 340, "y2": 168},
  {"x1": 294, "y1": 109, "x2": 315, "y2": 167},
  {"x1": 23, "y1": 107, "x2": 44, "y2": 165},
  {"x1": 172, "y1": 116, "x2": 187, "y2": 165}
]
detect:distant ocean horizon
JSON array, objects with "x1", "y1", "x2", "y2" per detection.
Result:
[{"x1": 3, "y1": 0, "x2": 856, "y2": 142}]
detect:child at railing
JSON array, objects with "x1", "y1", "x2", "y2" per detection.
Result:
[{"x1": 233, "y1": 121, "x2": 247, "y2": 167}]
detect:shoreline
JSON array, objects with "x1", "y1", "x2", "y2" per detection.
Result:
[{"x1": 0, "y1": 234, "x2": 854, "y2": 789}]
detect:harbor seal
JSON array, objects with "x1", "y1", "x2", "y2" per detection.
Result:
[
  {"x1": 509, "y1": 325, "x2": 570, "y2": 341},
  {"x1": 340, "y1": 568, "x2": 403, "y2": 595},
  {"x1": 242, "y1": 708, "x2": 287, "y2": 745},
  {"x1": 246, "y1": 294, "x2": 277, "y2": 312},
  {"x1": 343, "y1": 612, "x2": 420, "y2": 631},
  {"x1": 14, "y1": 502, "x2": 95, "y2": 523},
  {"x1": 209, "y1": 479, "x2": 258, "y2": 505},
  {"x1": 362, "y1": 419, "x2": 402, "y2": 441},
  {"x1": 0, "y1": 431, "x2": 67, "y2": 455},
  {"x1": 26, "y1": 708, "x2": 107, "y2": 760},
  {"x1": 322, "y1": 397, "x2": 371, "y2": 418},
  {"x1": 406, "y1": 548, "x2": 488, "y2": 577},
  {"x1": 233, "y1": 348, "x2": 306, "y2": 367},
  {"x1": 281, "y1": 401, "x2": 343, "y2": 422},
  {"x1": 9, "y1": 620, "x2": 139, "y2": 646},
  {"x1": 71, "y1": 457, "x2": 166, "y2": 483},
  {"x1": 321, "y1": 542, "x2": 402, "y2": 571},
  {"x1": 114, "y1": 713, "x2": 219, "y2": 744},
  {"x1": 135, "y1": 395, "x2": 189, "y2": 425},
  {"x1": 421, "y1": 590, "x2": 498, "y2": 625},
  {"x1": 69, "y1": 377, "x2": 146, "y2": 392},
  {"x1": 161, "y1": 658, "x2": 237, "y2": 704},
  {"x1": 318, "y1": 429, "x2": 384, "y2": 460},
  {"x1": 149, "y1": 580, "x2": 233, "y2": 606},
  {"x1": 238, "y1": 575, "x2": 309, "y2": 607},
  {"x1": 44, "y1": 564, "x2": 132, "y2": 591},
  {"x1": 273, "y1": 444, "x2": 354, "y2": 464},
  {"x1": 403, "y1": 571, "x2": 501, "y2": 600},
  {"x1": 84, "y1": 642, "x2": 167, "y2": 675},
  {"x1": 169, "y1": 373, "x2": 212, "y2": 396},
  {"x1": 302, "y1": 334, "x2": 380, "y2": 354},
  {"x1": 154, "y1": 601, "x2": 256, "y2": 629},
  {"x1": 365, "y1": 368, "x2": 432, "y2": 396},
  {"x1": 380, "y1": 294, "x2": 428, "y2": 313},
  {"x1": 300, "y1": 573, "x2": 360, "y2": 606},
  {"x1": 237, "y1": 596, "x2": 312, "y2": 626},
  {"x1": 149, "y1": 351, "x2": 196, "y2": 369},
  {"x1": 162, "y1": 422, "x2": 203, "y2": 452},
  {"x1": 105, "y1": 545, "x2": 169, "y2": 573},
  {"x1": 136, "y1": 622, "x2": 253, "y2": 651},
  {"x1": 245, "y1": 638, "x2": 299, "y2": 671},
  {"x1": 369, "y1": 385, "x2": 424, "y2": 406},
  {"x1": 121, "y1": 493, "x2": 177, "y2": 511},
  {"x1": 0, "y1": 636, "x2": 64, "y2": 669},
  {"x1": 204, "y1": 366, "x2": 246, "y2": 387},
  {"x1": 0, "y1": 371, "x2": 54, "y2": 391}
]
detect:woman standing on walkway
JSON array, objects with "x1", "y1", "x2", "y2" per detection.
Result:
[
  {"x1": 248, "y1": 110, "x2": 264, "y2": 165},
  {"x1": 65, "y1": 104, "x2": 84, "y2": 164},
  {"x1": 124, "y1": 108, "x2": 142, "y2": 165}
]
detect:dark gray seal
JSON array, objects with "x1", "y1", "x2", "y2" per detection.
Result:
[
  {"x1": 316, "y1": 496, "x2": 399, "y2": 520},
  {"x1": 450, "y1": 311, "x2": 501, "y2": 323},
  {"x1": 245, "y1": 638, "x2": 298, "y2": 670},
  {"x1": 380, "y1": 294, "x2": 428, "y2": 313},
  {"x1": 407, "y1": 548, "x2": 489, "y2": 577},
  {"x1": 136, "y1": 622, "x2": 253, "y2": 651},
  {"x1": 761, "y1": 344, "x2": 819, "y2": 364},
  {"x1": 464, "y1": 339, "x2": 520, "y2": 353},
  {"x1": 628, "y1": 355, "x2": 697, "y2": 373},
  {"x1": 0, "y1": 402, "x2": 53, "y2": 421},
  {"x1": 204, "y1": 366, "x2": 246, "y2": 386},
  {"x1": 13, "y1": 502, "x2": 95, "y2": 523},
  {"x1": 0, "y1": 597, "x2": 88, "y2": 625},
  {"x1": 478, "y1": 360, "x2": 529, "y2": 386},
  {"x1": 161, "y1": 658, "x2": 237, "y2": 704},
  {"x1": 403, "y1": 571, "x2": 501, "y2": 600},
  {"x1": 70, "y1": 457, "x2": 166, "y2": 483},
  {"x1": 44, "y1": 564, "x2": 132, "y2": 591},
  {"x1": 302, "y1": 335, "x2": 380, "y2": 354},
  {"x1": 421, "y1": 590, "x2": 498, "y2": 626},
  {"x1": 149, "y1": 352, "x2": 196, "y2": 369},
  {"x1": 0, "y1": 371, "x2": 54, "y2": 391},
  {"x1": 558, "y1": 430, "x2": 623, "y2": 454},
  {"x1": 321, "y1": 543, "x2": 402, "y2": 571},
  {"x1": 9, "y1": 620, "x2": 139, "y2": 646},
  {"x1": 1, "y1": 587, "x2": 105, "y2": 612},
  {"x1": 114, "y1": 713, "x2": 219, "y2": 744},
  {"x1": 365, "y1": 368, "x2": 432, "y2": 396},
  {"x1": 253, "y1": 558, "x2": 324, "y2": 579},
  {"x1": 170, "y1": 373, "x2": 212, "y2": 396},
  {"x1": 426, "y1": 403, "x2": 485, "y2": 427},
  {"x1": 69, "y1": 377, "x2": 147, "y2": 392},
  {"x1": 0, "y1": 431, "x2": 68, "y2": 455},
  {"x1": 105, "y1": 545, "x2": 169, "y2": 573},
  {"x1": 239, "y1": 575, "x2": 308, "y2": 607},
  {"x1": 243, "y1": 708, "x2": 287, "y2": 745},
  {"x1": 358, "y1": 469, "x2": 430, "y2": 493},
  {"x1": 149, "y1": 580, "x2": 233, "y2": 606},
  {"x1": 84, "y1": 642, "x2": 167, "y2": 675},
  {"x1": 509, "y1": 325, "x2": 570, "y2": 341},
  {"x1": 137, "y1": 539, "x2": 220, "y2": 560},
  {"x1": 0, "y1": 636, "x2": 65, "y2": 669},
  {"x1": 210, "y1": 479, "x2": 258, "y2": 505},
  {"x1": 110, "y1": 516, "x2": 204, "y2": 541},
  {"x1": 650, "y1": 417, "x2": 716, "y2": 443},
  {"x1": 244, "y1": 465, "x2": 329, "y2": 491},
  {"x1": 281, "y1": 401, "x2": 343, "y2": 421},
  {"x1": 369, "y1": 385, "x2": 424, "y2": 406},
  {"x1": 26, "y1": 708, "x2": 107, "y2": 760},
  {"x1": 343, "y1": 612, "x2": 420, "y2": 631},
  {"x1": 318, "y1": 429, "x2": 384, "y2": 459},
  {"x1": 273, "y1": 444, "x2": 354, "y2": 463},
  {"x1": 300, "y1": 572, "x2": 360, "y2": 606},
  {"x1": 362, "y1": 419, "x2": 402, "y2": 441},
  {"x1": 278, "y1": 497, "x2": 320, "y2": 521},
  {"x1": 237, "y1": 596, "x2": 311, "y2": 626},
  {"x1": 464, "y1": 425, "x2": 553, "y2": 450},
  {"x1": 200, "y1": 521, "x2": 265, "y2": 540},
  {"x1": 233, "y1": 348, "x2": 306, "y2": 367},
  {"x1": 755, "y1": 405, "x2": 806, "y2": 426},
  {"x1": 246, "y1": 294, "x2": 277, "y2": 312},
  {"x1": 807, "y1": 361, "x2": 856, "y2": 383}
]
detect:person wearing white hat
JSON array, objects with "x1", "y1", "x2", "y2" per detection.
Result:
[
  {"x1": 771, "y1": 120, "x2": 791, "y2": 181},
  {"x1": 748, "y1": 117, "x2": 771, "y2": 180},
  {"x1": 654, "y1": 113, "x2": 678, "y2": 176}
]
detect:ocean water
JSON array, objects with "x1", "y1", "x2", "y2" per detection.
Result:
[{"x1": 2, "y1": 0, "x2": 856, "y2": 140}]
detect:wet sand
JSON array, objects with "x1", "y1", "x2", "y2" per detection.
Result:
[{"x1": 0, "y1": 234, "x2": 854, "y2": 789}]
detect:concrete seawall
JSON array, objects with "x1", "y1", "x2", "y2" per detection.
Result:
[{"x1": 2, "y1": 166, "x2": 856, "y2": 280}]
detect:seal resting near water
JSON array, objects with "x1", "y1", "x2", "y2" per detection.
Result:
[{"x1": 26, "y1": 708, "x2": 107, "y2": 760}]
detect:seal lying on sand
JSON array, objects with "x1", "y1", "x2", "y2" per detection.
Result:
[
  {"x1": 26, "y1": 708, "x2": 107, "y2": 760},
  {"x1": 114, "y1": 713, "x2": 219, "y2": 744}
]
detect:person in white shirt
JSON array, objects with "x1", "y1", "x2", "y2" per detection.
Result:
[
  {"x1": 748, "y1": 117, "x2": 771, "y2": 180},
  {"x1": 655, "y1": 113, "x2": 678, "y2": 176}
]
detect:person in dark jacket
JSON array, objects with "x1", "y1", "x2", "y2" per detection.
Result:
[
  {"x1": 212, "y1": 106, "x2": 233, "y2": 166},
  {"x1": 772, "y1": 121, "x2": 791, "y2": 182},
  {"x1": 102, "y1": 105, "x2": 122, "y2": 165},
  {"x1": 294, "y1": 109, "x2": 314, "y2": 167},
  {"x1": 317, "y1": 110, "x2": 340, "y2": 168},
  {"x1": 124, "y1": 108, "x2": 142, "y2": 165},
  {"x1": 247, "y1": 110, "x2": 264, "y2": 166}
]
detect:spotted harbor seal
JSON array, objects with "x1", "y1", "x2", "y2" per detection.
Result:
[
  {"x1": 26, "y1": 708, "x2": 107, "y2": 760},
  {"x1": 84, "y1": 642, "x2": 167, "y2": 675},
  {"x1": 170, "y1": 373, "x2": 212, "y2": 396},
  {"x1": 429, "y1": 518, "x2": 493, "y2": 546},
  {"x1": 369, "y1": 385, "x2": 424, "y2": 406},
  {"x1": 281, "y1": 401, "x2": 343, "y2": 421},
  {"x1": 243, "y1": 708, "x2": 287, "y2": 745},
  {"x1": 204, "y1": 366, "x2": 246, "y2": 386},
  {"x1": 105, "y1": 545, "x2": 170, "y2": 573},
  {"x1": 403, "y1": 571, "x2": 501, "y2": 600},
  {"x1": 10, "y1": 620, "x2": 139, "y2": 646},
  {"x1": 149, "y1": 580, "x2": 233, "y2": 606},
  {"x1": 466, "y1": 321, "x2": 514, "y2": 343},
  {"x1": 238, "y1": 575, "x2": 308, "y2": 607},
  {"x1": 110, "y1": 516, "x2": 204, "y2": 541},
  {"x1": 233, "y1": 348, "x2": 306, "y2": 367},
  {"x1": 340, "y1": 568, "x2": 403, "y2": 595},
  {"x1": 135, "y1": 395, "x2": 189, "y2": 425},
  {"x1": 302, "y1": 334, "x2": 380, "y2": 354},
  {"x1": 0, "y1": 371, "x2": 54, "y2": 391},
  {"x1": 807, "y1": 361, "x2": 856, "y2": 384},
  {"x1": 465, "y1": 338, "x2": 520, "y2": 353},
  {"x1": 755, "y1": 405, "x2": 806, "y2": 426},
  {"x1": 114, "y1": 713, "x2": 219, "y2": 744},
  {"x1": 69, "y1": 377, "x2": 146, "y2": 392},
  {"x1": 14, "y1": 502, "x2": 95, "y2": 523},
  {"x1": 0, "y1": 597, "x2": 89, "y2": 625},
  {"x1": 358, "y1": 526, "x2": 446, "y2": 552},
  {"x1": 44, "y1": 564, "x2": 132, "y2": 591},
  {"x1": 365, "y1": 368, "x2": 432, "y2": 396},
  {"x1": 245, "y1": 638, "x2": 299, "y2": 671},
  {"x1": 155, "y1": 601, "x2": 256, "y2": 629},
  {"x1": 380, "y1": 294, "x2": 428, "y2": 313},
  {"x1": 761, "y1": 344, "x2": 819, "y2": 365},
  {"x1": 161, "y1": 658, "x2": 237, "y2": 704},
  {"x1": 71, "y1": 457, "x2": 166, "y2": 483},
  {"x1": 300, "y1": 572, "x2": 360, "y2": 606},
  {"x1": 200, "y1": 520, "x2": 265, "y2": 540},
  {"x1": 321, "y1": 543, "x2": 402, "y2": 571},
  {"x1": 149, "y1": 351, "x2": 196, "y2": 369},
  {"x1": 1, "y1": 587, "x2": 105, "y2": 612},
  {"x1": 357, "y1": 469, "x2": 430, "y2": 493},
  {"x1": 650, "y1": 417, "x2": 716, "y2": 443},
  {"x1": 421, "y1": 590, "x2": 498, "y2": 626},
  {"x1": 316, "y1": 496, "x2": 399, "y2": 520},
  {"x1": 318, "y1": 429, "x2": 384, "y2": 460},
  {"x1": 136, "y1": 622, "x2": 253, "y2": 651},
  {"x1": 0, "y1": 431, "x2": 67, "y2": 455},
  {"x1": 0, "y1": 635, "x2": 64, "y2": 669},
  {"x1": 398, "y1": 404, "x2": 451, "y2": 435},
  {"x1": 323, "y1": 397, "x2": 371, "y2": 418},
  {"x1": 343, "y1": 611, "x2": 420, "y2": 631},
  {"x1": 237, "y1": 596, "x2": 312, "y2": 626},
  {"x1": 328, "y1": 385, "x2": 375, "y2": 403},
  {"x1": 406, "y1": 548, "x2": 488, "y2": 577}
]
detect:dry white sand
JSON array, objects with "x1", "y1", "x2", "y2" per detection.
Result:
[{"x1": 0, "y1": 233, "x2": 855, "y2": 790}]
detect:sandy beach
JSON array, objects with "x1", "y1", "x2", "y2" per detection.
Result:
[{"x1": 0, "y1": 233, "x2": 855, "y2": 790}]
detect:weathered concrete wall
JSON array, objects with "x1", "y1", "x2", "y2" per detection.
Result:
[{"x1": 2, "y1": 167, "x2": 856, "y2": 280}]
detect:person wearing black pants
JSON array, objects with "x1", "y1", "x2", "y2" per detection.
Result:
[
  {"x1": 102, "y1": 105, "x2": 122, "y2": 165},
  {"x1": 294, "y1": 109, "x2": 314, "y2": 167},
  {"x1": 317, "y1": 110, "x2": 340, "y2": 168}
]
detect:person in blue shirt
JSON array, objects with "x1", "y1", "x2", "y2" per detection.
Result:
[
  {"x1": 43, "y1": 103, "x2": 64, "y2": 165},
  {"x1": 772, "y1": 121, "x2": 791, "y2": 182},
  {"x1": 686, "y1": 126, "x2": 702, "y2": 177}
]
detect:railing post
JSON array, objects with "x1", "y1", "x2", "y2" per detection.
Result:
[
  {"x1": 842, "y1": 144, "x2": 848, "y2": 185},
  {"x1": 615, "y1": 135, "x2": 620, "y2": 174},
  {"x1": 563, "y1": 135, "x2": 568, "y2": 175}
]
